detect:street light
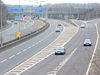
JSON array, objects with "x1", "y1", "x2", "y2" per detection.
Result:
[
  {"x1": 95, "y1": 9, "x2": 100, "y2": 19},
  {"x1": 24, "y1": 0, "x2": 47, "y2": 19},
  {"x1": 18, "y1": 0, "x2": 21, "y2": 32},
  {"x1": 0, "y1": 0, "x2": 3, "y2": 47}
]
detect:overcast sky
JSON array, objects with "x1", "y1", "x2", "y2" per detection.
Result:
[{"x1": 2, "y1": 0, "x2": 100, "y2": 5}]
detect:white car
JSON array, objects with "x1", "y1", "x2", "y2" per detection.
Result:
[
  {"x1": 55, "y1": 46, "x2": 65, "y2": 55},
  {"x1": 84, "y1": 39, "x2": 92, "y2": 46},
  {"x1": 55, "y1": 28, "x2": 60, "y2": 32},
  {"x1": 80, "y1": 24, "x2": 85, "y2": 28}
]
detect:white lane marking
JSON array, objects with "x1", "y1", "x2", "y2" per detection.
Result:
[
  {"x1": 47, "y1": 48, "x2": 77, "y2": 75},
  {"x1": 27, "y1": 46, "x2": 31, "y2": 49},
  {"x1": 18, "y1": 27, "x2": 56, "y2": 53},
  {"x1": 0, "y1": 21, "x2": 50, "y2": 55},
  {"x1": 4, "y1": 23, "x2": 65, "y2": 75},
  {"x1": 1, "y1": 22, "x2": 54, "y2": 61},
  {"x1": 0, "y1": 24, "x2": 14, "y2": 33},
  {"x1": 71, "y1": 20, "x2": 80, "y2": 27},
  {"x1": 24, "y1": 25, "x2": 26, "y2": 29},
  {"x1": 0, "y1": 21, "x2": 55, "y2": 64},
  {"x1": 15, "y1": 31, "x2": 55, "y2": 55},
  {"x1": 9, "y1": 55, "x2": 15, "y2": 59},
  {"x1": 19, "y1": 20, "x2": 79, "y2": 74},
  {"x1": 1, "y1": 26, "x2": 54, "y2": 61},
  {"x1": 46, "y1": 20, "x2": 80, "y2": 75},
  {"x1": 0, "y1": 59, "x2": 7, "y2": 63},
  {"x1": 16, "y1": 52, "x2": 22, "y2": 55},
  {"x1": 19, "y1": 52, "x2": 54, "y2": 75},
  {"x1": 22, "y1": 49, "x2": 27, "y2": 52},
  {"x1": 61, "y1": 20, "x2": 79, "y2": 47},
  {"x1": 18, "y1": 24, "x2": 65, "y2": 74},
  {"x1": 85, "y1": 22, "x2": 99, "y2": 75},
  {"x1": 32, "y1": 32, "x2": 54, "y2": 47}
]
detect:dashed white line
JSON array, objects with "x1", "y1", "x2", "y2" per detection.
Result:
[
  {"x1": 4, "y1": 23, "x2": 65, "y2": 75},
  {"x1": 22, "y1": 49, "x2": 27, "y2": 52},
  {"x1": 16, "y1": 52, "x2": 22, "y2": 55},
  {"x1": 0, "y1": 59, "x2": 7, "y2": 63},
  {"x1": 28, "y1": 46, "x2": 31, "y2": 49},
  {"x1": 0, "y1": 22, "x2": 55, "y2": 64},
  {"x1": 47, "y1": 48, "x2": 77, "y2": 75},
  {"x1": 9, "y1": 55, "x2": 15, "y2": 59},
  {"x1": 85, "y1": 23, "x2": 99, "y2": 75}
]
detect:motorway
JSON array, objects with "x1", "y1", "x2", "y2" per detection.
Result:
[
  {"x1": 0, "y1": 19, "x2": 63, "y2": 75},
  {"x1": 21, "y1": 20, "x2": 98, "y2": 75},
  {"x1": 0, "y1": 20, "x2": 44, "y2": 44}
]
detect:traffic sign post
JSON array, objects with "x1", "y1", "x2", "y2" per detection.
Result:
[
  {"x1": 35, "y1": 9, "x2": 45, "y2": 13},
  {"x1": 16, "y1": 32, "x2": 21, "y2": 38},
  {"x1": 8, "y1": 8, "x2": 24, "y2": 13},
  {"x1": 37, "y1": 25, "x2": 43, "y2": 29},
  {"x1": 15, "y1": 16, "x2": 22, "y2": 20}
]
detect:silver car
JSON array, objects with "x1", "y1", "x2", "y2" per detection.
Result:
[
  {"x1": 55, "y1": 28, "x2": 60, "y2": 32},
  {"x1": 84, "y1": 39, "x2": 92, "y2": 46},
  {"x1": 80, "y1": 24, "x2": 85, "y2": 28},
  {"x1": 55, "y1": 46, "x2": 65, "y2": 55}
]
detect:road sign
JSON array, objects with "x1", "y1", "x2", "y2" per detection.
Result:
[
  {"x1": 37, "y1": 25, "x2": 43, "y2": 28},
  {"x1": 8, "y1": 8, "x2": 24, "y2": 13},
  {"x1": 15, "y1": 16, "x2": 22, "y2": 20},
  {"x1": 35, "y1": 9, "x2": 45, "y2": 13},
  {"x1": 16, "y1": 32, "x2": 21, "y2": 38}
]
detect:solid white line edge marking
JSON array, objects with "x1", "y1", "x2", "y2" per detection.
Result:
[
  {"x1": 85, "y1": 22, "x2": 99, "y2": 75},
  {"x1": 4, "y1": 20, "x2": 65, "y2": 75},
  {"x1": 4, "y1": 20, "x2": 79, "y2": 75}
]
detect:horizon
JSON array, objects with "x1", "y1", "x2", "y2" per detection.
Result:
[{"x1": 2, "y1": 0, "x2": 100, "y2": 5}]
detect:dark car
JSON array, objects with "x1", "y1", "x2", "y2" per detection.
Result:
[
  {"x1": 84, "y1": 39, "x2": 92, "y2": 46},
  {"x1": 58, "y1": 24, "x2": 61, "y2": 26},
  {"x1": 14, "y1": 22, "x2": 18, "y2": 24}
]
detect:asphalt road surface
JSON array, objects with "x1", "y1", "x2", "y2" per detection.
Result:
[
  {"x1": 0, "y1": 20, "x2": 43, "y2": 44},
  {"x1": 21, "y1": 20, "x2": 98, "y2": 75},
  {"x1": 0, "y1": 19, "x2": 63, "y2": 75}
]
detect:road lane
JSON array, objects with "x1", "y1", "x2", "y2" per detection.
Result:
[
  {"x1": 87, "y1": 20, "x2": 100, "y2": 75},
  {"x1": 0, "y1": 20, "x2": 43, "y2": 44},
  {"x1": 0, "y1": 19, "x2": 63, "y2": 75},
  {"x1": 0, "y1": 20, "x2": 57, "y2": 61},
  {"x1": 19, "y1": 20, "x2": 82, "y2": 75},
  {"x1": 21, "y1": 20, "x2": 97, "y2": 75},
  {"x1": 57, "y1": 20, "x2": 97, "y2": 75}
]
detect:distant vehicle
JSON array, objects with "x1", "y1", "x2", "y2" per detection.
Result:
[
  {"x1": 55, "y1": 28, "x2": 60, "y2": 32},
  {"x1": 80, "y1": 24, "x2": 85, "y2": 28},
  {"x1": 55, "y1": 46, "x2": 65, "y2": 55},
  {"x1": 14, "y1": 22, "x2": 18, "y2": 24},
  {"x1": 11, "y1": 20, "x2": 14, "y2": 23},
  {"x1": 58, "y1": 24, "x2": 61, "y2": 26},
  {"x1": 84, "y1": 39, "x2": 92, "y2": 46}
]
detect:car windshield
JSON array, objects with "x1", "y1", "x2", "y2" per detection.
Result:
[
  {"x1": 55, "y1": 47, "x2": 64, "y2": 51},
  {"x1": 85, "y1": 39, "x2": 91, "y2": 42},
  {"x1": 56, "y1": 49, "x2": 64, "y2": 52}
]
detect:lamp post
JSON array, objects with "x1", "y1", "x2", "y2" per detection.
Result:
[
  {"x1": 24, "y1": 0, "x2": 46, "y2": 19},
  {"x1": 18, "y1": 0, "x2": 21, "y2": 32},
  {"x1": 96, "y1": 10, "x2": 97, "y2": 19},
  {"x1": 95, "y1": 9, "x2": 100, "y2": 19},
  {"x1": 0, "y1": 0, "x2": 3, "y2": 47}
]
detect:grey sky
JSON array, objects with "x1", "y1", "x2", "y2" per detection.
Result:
[{"x1": 2, "y1": 0, "x2": 100, "y2": 5}]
